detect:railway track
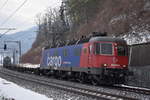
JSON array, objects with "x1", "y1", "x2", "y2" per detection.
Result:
[
  {"x1": 114, "y1": 85, "x2": 150, "y2": 95},
  {"x1": 0, "y1": 67, "x2": 137, "y2": 100}
]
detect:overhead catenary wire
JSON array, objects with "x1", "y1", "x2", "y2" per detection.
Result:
[
  {"x1": 0, "y1": 0, "x2": 8, "y2": 11},
  {"x1": 0, "y1": 0, "x2": 28, "y2": 27},
  {"x1": 0, "y1": 29, "x2": 11, "y2": 38},
  {"x1": 0, "y1": 28, "x2": 16, "y2": 30},
  {"x1": 0, "y1": 28, "x2": 16, "y2": 39}
]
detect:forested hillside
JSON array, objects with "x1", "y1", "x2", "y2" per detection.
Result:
[{"x1": 21, "y1": 0, "x2": 150, "y2": 64}]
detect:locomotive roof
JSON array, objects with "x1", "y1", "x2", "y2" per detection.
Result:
[{"x1": 89, "y1": 37, "x2": 126, "y2": 43}]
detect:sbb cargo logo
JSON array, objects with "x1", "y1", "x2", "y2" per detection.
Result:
[{"x1": 47, "y1": 56, "x2": 62, "y2": 67}]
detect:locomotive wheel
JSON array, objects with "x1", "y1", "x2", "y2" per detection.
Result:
[
  {"x1": 91, "y1": 79, "x2": 98, "y2": 86},
  {"x1": 79, "y1": 73, "x2": 86, "y2": 83},
  {"x1": 91, "y1": 75, "x2": 99, "y2": 86}
]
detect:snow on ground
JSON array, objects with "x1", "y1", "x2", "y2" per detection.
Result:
[
  {"x1": 0, "y1": 77, "x2": 52, "y2": 100},
  {"x1": 19, "y1": 63, "x2": 40, "y2": 68}
]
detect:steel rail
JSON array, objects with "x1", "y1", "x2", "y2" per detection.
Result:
[
  {"x1": 113, "y1": 85, "x2": 150, "y2": 95},
  {"x1": 0, "y1": 68, "x2": 137, "y2": 100}
]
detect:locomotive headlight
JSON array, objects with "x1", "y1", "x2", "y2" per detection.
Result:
[
  {"x1": 123, "y1": 65, "x2": 126, "y2": 67},
  {"x1": 104, "y1": 64, "x2": 107, "y2": 66},
  {"x1": 103, "y1": 64, "x2": 107, "y2": 67},
  {"x1": 102, "y1": 64, "x2": 107, "y2": 67}
]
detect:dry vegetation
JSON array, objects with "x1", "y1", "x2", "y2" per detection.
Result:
[{"x1": 21, "y1": 0, "x2": 150, "y2": 64}]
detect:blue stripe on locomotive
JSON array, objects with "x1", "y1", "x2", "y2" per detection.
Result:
[{"x1": 40, "y1": 44, "x2": 83, "y2": 68}]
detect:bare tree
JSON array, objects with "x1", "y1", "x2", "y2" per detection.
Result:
[
  {"x1": 34, "y1": 6, "x2": 71, "y2": 48},
  {"x1": 35, "y1": 13, "x2": 42, "y2": 34}
]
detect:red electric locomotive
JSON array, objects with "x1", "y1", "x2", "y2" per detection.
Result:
[
  {"x1": 40, "y1": 36, "x2": 129, "y2": 85},
  {"x1": 80, "y1": 37, "x2": 129, "y2": 85}
]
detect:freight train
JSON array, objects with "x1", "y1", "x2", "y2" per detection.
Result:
[{"x1": 3, "y1": 36, "x2": 130, "y2": 85}]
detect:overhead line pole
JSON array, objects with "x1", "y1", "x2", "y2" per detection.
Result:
[{"x1": 4, "y1": 40, "x2": 21, "y2": 64}]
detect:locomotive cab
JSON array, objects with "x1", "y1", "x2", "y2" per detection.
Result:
[
  {"x1": 93, "y1": 42, "x2": 128, "y2": 69},
  {"x1": 87, "y1": 37, "x2": 129, "y2": 84},
  {"x1": 3, "y1": 56, "x2": 12, "y2": 68},
  {"x1": 87, "y1": 37, "x2": 129, "y2": 69}
]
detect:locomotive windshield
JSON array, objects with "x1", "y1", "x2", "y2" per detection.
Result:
[
  {"x1": 117, "y1": 44, "x2": 128, "y2": 56},
  {"x1": 95, "y1": 43, "x2": 113, "y2": 55}
]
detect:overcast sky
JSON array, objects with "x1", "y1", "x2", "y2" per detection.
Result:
[{"x1": 0, "y1": 0, "x2": 62, "y2": 34}]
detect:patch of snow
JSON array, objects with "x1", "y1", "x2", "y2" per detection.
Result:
[
  {"x1": 0, "y1": 77, "x2": 52, "y2": 100},
  {"x1": 110, "y1": 14, "x2": 127, "y2": 24},
  {"x1": 19, "y1": 63, "x2": 40, "y2": 68},
  {"x1": 120, "y1": 24, "x2": 150, "y2": 45},
  {"x1": 110, "y1": 12, "x2": 137, "y2": 25}
]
